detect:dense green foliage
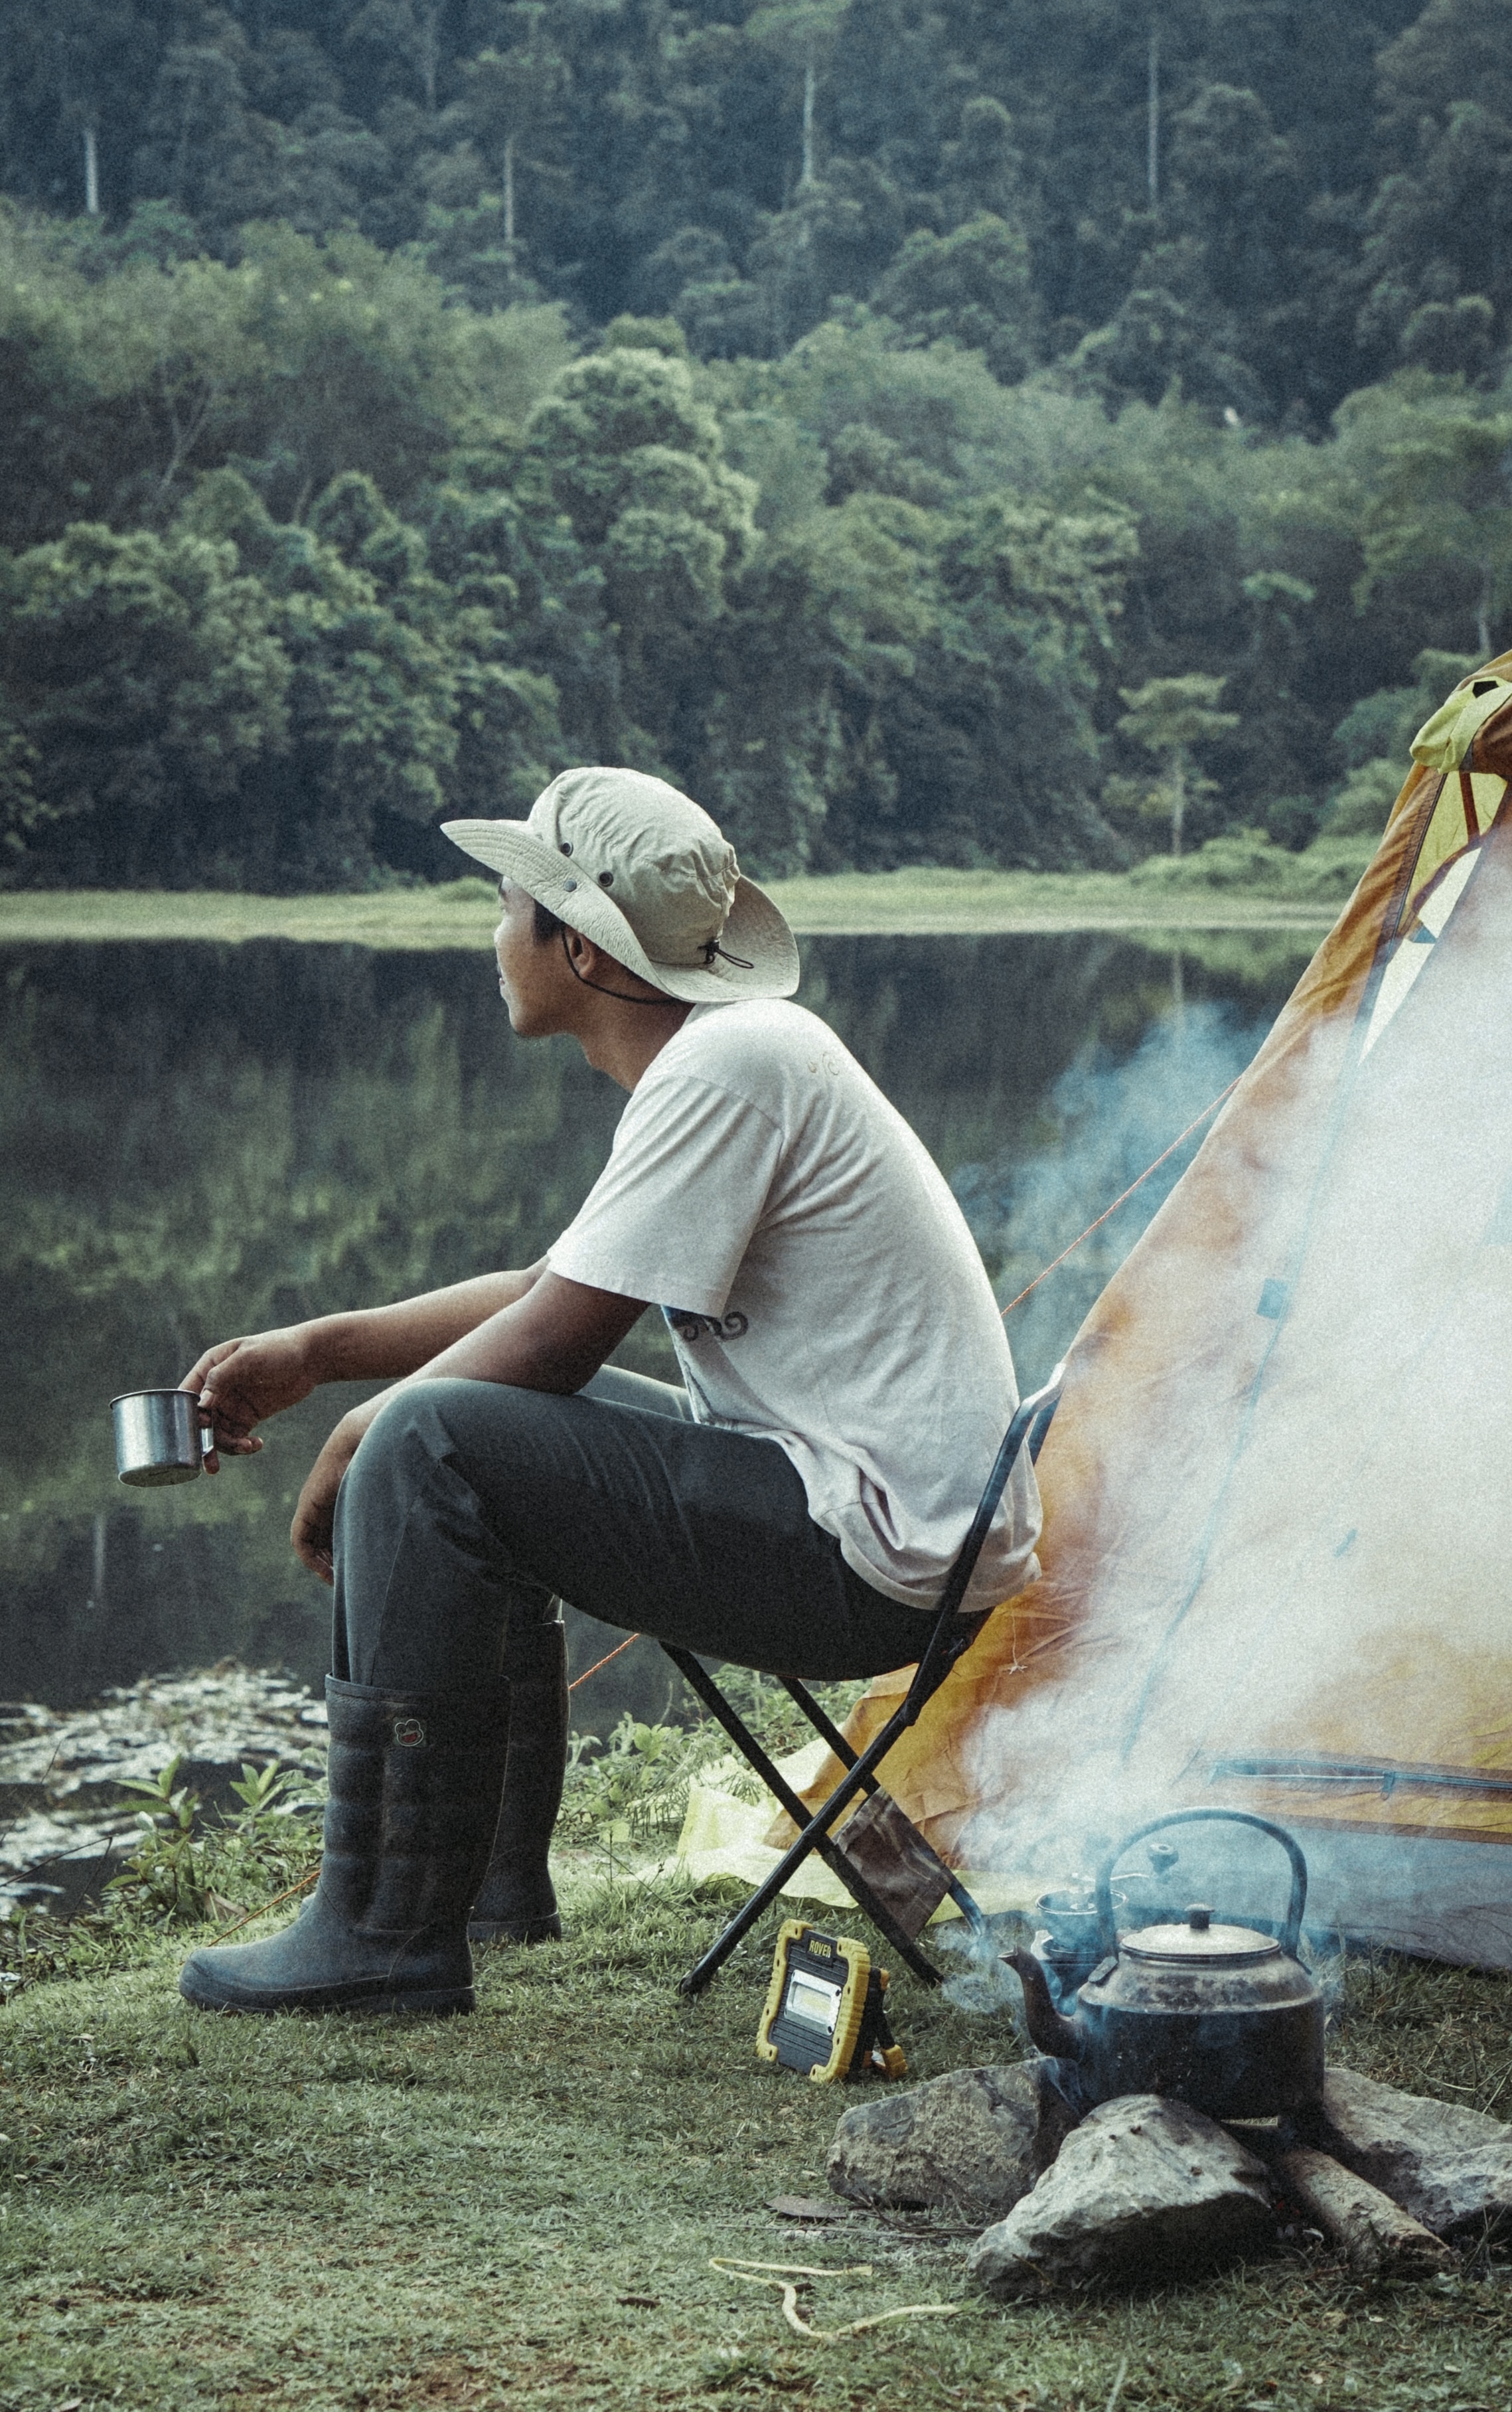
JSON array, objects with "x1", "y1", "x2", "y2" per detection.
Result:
[{"x1": 1, "y1": 0, "x2": 1509, "y2": 885}]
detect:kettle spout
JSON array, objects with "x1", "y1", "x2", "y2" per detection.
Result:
[{"x1": 1006, "y1": 1946, "x2": 1083, "y2": 2059}]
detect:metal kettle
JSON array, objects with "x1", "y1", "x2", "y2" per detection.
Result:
[{"x1": 1008, "y1": 1810, "x2": 1326, "y2": 2121}]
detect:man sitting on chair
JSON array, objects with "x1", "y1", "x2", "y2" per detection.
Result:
[{"x1": 177, "y1": 769, "x2": 1041, "y2": 2016}]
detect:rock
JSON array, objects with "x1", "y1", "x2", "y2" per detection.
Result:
[
  {"x1": 1310, "y1": 2067, "x2": 1512, "y2": 2243},
  {"x1": 827, "y1": 2057, "x2": 1077, "y2": 2223},
  {"x1": 967, "y1": 2095, "x2": 1273, "y2": 2297},
  {"x1": 1275, "y1": 2146, "x2": 1456, "y2": 2278},
  {"x1": 766, "y1": 2196, "x2": 844, "y2": 2223}
]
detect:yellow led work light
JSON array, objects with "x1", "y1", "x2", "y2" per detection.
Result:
[{"x1": 756, "y1": 1920, "x2": 907, "y2": 2084}]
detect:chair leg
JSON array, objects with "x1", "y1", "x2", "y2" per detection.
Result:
[
  {"x1": 679, "y1": 1681, "x2": 939, "y2": 1996},
  {"x1": 664, "y1": 1648, "x2": 942, "y2": 1995},
  {"x1": 664, "y1": 1371, "x2": 1069, "y2": 1997}
]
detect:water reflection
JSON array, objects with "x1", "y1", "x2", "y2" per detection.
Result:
[{"x1": 0, "y1": 931, "x2": 1307, "y2": 1723}]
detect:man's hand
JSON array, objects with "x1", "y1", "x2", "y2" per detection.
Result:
[
  {"x1": 180, "y1": 1328, "x2": 319, "y2": 1471},
  {"x1": 291, "y1": 1407, "x2": 374, "y2": 1585},
  {"x1": 179, "y1": 1267, "x2": 552, "y2": 1472}
]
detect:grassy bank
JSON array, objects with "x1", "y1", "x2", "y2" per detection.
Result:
[
  {"x1": 3, "y1": 1874, "x2": 1509, "y2": 2411},
  {"x1": 0, "y1": 841, "x2": 1373, "y2": 951}
]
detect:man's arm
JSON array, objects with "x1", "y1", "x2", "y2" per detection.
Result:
[
  {"x1": 182, "y1": 1262, "x2": 551, "y2": 1459},
  {"x1": 289, "y1": 1271, "x2": 646, "y2": 1582}
]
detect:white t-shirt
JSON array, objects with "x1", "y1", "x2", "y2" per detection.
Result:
[{"x1": 548, "y1": 1000, "x2": 1041, "y2": 1616}]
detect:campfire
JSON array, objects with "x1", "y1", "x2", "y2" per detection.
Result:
[
  {"x1": 825, "y1": 1812, "x2": 1512, "y2": 2293},
  {"x1": 828, "y1": 2012, "x2": 1512, "y2": 2295}
]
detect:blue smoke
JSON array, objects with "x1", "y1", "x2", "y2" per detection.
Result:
[{"x1": 952, "y1": 1000, "x2": 1272, "y2": 1388}]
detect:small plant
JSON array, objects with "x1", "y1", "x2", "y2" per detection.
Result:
[
  {"x1": 201, "y1": 1757, "x2": 327, "y2": 1909},
  {"x1": 713, "y1": 1667, "x2": 867, "y2": 1761},
  {"x1": 102, "y1": 1752, "x2": 327, "y2": 1930},
  {"x1": 556, "y1": 1714, "x2": 739, "y2": 1850},
  {"x1": 106, "y1": 1757, "x2": 211, "y2": 1927},
  {"x1": 1, "y1": 1749, "x2": 328, "y2": 1998},
  {"x1": 556, "y1": 1675, "x2": 868, "y2": 1857}
]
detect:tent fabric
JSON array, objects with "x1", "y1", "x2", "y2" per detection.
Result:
[{"x1": 779, "y1": 660, "x2": 1512, "y2": 1966}]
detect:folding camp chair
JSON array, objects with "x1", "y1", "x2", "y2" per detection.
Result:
[{"x1": 662, "y1": 1362, "x2": 1065, "y2": 1996}]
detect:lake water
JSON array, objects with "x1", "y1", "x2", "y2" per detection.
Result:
[{"x1": 0, "y1": 928, "x2": 1310, "y2": 1733}]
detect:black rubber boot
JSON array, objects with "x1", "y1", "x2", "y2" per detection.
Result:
[
  {"x1": 179, "y1": 1676, "x2": 508, "y2": 2015},
  {"x1": 467, "y1": 1614, "x2": 568, "y2": 1945}
]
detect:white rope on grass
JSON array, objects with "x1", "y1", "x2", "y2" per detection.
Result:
[{"x1": 710, "y1": 2257, "x2": 959, "y2": 2342}]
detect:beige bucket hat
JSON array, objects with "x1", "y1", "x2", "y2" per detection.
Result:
[{"x1": 442, "y1": 767, "x2": 799, "y2": 1005}]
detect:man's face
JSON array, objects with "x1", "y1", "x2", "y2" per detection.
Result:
[{"x1": 493, "y1": 880, "x2": 568, "y2": 1036}]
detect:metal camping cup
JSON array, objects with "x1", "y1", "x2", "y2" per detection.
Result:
[{"x1": 112, "y1": 1389, "x2": 212, "y2": 1487}]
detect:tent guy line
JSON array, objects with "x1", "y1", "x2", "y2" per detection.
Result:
[{"x1": 996, "y1": 1076, "x2": 1246, "y2": 1319}]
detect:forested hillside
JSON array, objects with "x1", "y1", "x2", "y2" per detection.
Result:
[{"x1": 1, "y1": 0, "x2": 1509, "y2": 888}]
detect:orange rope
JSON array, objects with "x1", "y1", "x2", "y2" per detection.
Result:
[
  {"x1": 568, "y1": 1631, "x2": 642, "y2": 1692},
  {"x1": 211, "y1": 1865, "x2": 319, "y2": 1939},
  {"x1": 999, "y1": 1074, "x2": 1243, "y2": 1318}
]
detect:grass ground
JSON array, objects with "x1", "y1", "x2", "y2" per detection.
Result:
[
  {"x1": 3, "y1": 1872, "x2": 1510, "y2": 2412},
  {"x1": 0, "y1": 856, "x2": 1363, "y2": 951}
]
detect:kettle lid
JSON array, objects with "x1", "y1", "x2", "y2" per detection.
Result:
[{"x1": 1120, "y1": 1901, "x2": 1281, "y2": 1967}]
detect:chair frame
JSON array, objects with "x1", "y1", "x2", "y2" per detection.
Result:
[{"x1": 664, "y1": 1362, "x2": 1065, "y2": 1996}]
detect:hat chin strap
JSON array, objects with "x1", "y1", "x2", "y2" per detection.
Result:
[{"x1": 560, "y1": 927, "x2": 678, "y2": 1008}]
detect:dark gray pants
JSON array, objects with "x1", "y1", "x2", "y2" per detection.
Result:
[{"x1": 331, "y1": 1366, "x2": 933, "y2": 1694}]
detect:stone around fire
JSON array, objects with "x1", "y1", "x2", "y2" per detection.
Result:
[
  {"x1": 827, "y1": 2058, "x2": 1077, "y2": 2224},
  {"x1": 1312, "y1": 2067, "x2": 1512, "y2": 2243},
  {"x1": 966, "y1": 2094, "x2": 1273, "y2": 2298}
]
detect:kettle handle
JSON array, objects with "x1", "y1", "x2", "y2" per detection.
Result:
[{"x1": 1093, "y1": 1809, "x2": 1308, "y2": 1958}]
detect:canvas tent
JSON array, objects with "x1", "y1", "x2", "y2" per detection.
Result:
[{"x1": 780, "y1": 661, "x2": 1512, "y2": 1969}]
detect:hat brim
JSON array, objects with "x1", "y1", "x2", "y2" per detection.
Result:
[{"x1": 441, "y1": 818, "x2": 800, "y2": 1003}]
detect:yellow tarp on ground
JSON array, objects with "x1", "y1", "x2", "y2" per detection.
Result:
[{"x1": 774, "y1": 665, "x2": 1512, "y2": 1968}]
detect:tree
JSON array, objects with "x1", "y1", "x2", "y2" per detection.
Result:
[
  {"x1": 742, "y1": 161, "x2": 905, "y2": 353},
  {"x1": 1356, "y1": 406, "x2": 1512, "y2": 659},
  {"x1": 456, "y1": 10, "x2": 567, "y2": 297},
  {"x1": 873, "y1": 214, "x2": 1041, "y2": 384},
  {"x1": 526, "y1": 336, "x2": 756, "y2": 767},
  {"x1": 1117, "y1": 674, "x2": 1239, "y2": 856},
  {"x1": 1066, "y1": 252, "x2": 1267, "y2": 420},
  {"x1": 939, "y1": 96, "x2": 1026, "y2": 229},
  {"x1": 0, "y1": 519, "x2": 288, "y2": 882},
  {"x1": 0, "y1": 212, "x2": 569, "y2": 552},
  {"x1": 1361, "y1": 0, "x2": 1512, "y2": 370},
  {"x1": 702, "y1": 481, "x2": 1135, "y2": 874},
  {"x1": 0, "y1": 705, "x2": 41, "y2": 856},
  {"x1": 746, "y1": 0, "x2": 850, "y2": 191},
  {"x1": 133, "y1": 31, "x2": 256, "y2": 229},
  {"x1": 343, "y1": 0, "x2": 449, "y2": 118},
  {"x1": 1167, "y1": 84, "x2": 1304, "y2": 324},
  {"x1": 0, "y1": 0, "x2": 160, "y2": 222},
  {"x1": 1360, "y1": 102, "x2": 1512, "y2": 372},
  {"x1": 704, "y1": 484, "x2": 936, "y2": 870}
]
